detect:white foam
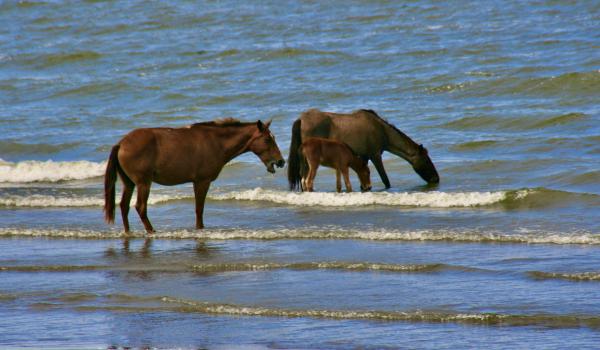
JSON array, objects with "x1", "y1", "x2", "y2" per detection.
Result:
[
  {"x1": 0, "y1": 159, "x2": 106, "y2": 183},
  {"x1": 0, "y1": 193, "x2": 190, "y2": 207},
  {"x1": 0, "y1": 187, "x2": 514, "y2": 208},
  {"x1": 0, "y1": 227, "x2": 598, "y2": 245},
  {"x1": 210, "y1": 188, "x2": 508, "y2": 208}
]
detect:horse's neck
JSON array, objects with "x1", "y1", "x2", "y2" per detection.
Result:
[
  {"x1": 211, "y1": 125, "x2": 255, "y2": 162},
  {"x1": 381, "y1": 122, "x2": 420, "y2": 163}
]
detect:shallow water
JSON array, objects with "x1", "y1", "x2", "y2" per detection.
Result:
[{"x1": 1, "y1": 0, "x2": 599, "y2": 349}]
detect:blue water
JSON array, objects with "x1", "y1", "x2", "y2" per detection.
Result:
[{"x1": 1, "y1": 1, "x2": 599, "y2": 349}]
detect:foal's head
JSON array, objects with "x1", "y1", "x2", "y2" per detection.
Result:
[
  {"x1": 249, "y1": 120, "x2": 285, "y2": 173},
  {"x1": 351, "y1": 156, "x2": 372, "y2": 192}
]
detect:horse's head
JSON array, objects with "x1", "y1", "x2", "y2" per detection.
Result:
[
  {"x1": 412, "y1": 144, "x2": 439, "y2": 184},
  {"x1": 249, "y1": 120, "x2": 285, "y2": 173},
  {"x1": 352, "y1": 156, "x2": 372, "y2": 192}
]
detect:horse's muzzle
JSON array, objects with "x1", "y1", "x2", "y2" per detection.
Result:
[
  {"x1": 267, "y1": 159, "x2": 284, "y2": 173},
  {"x1": 361, "y1": 185, "x2": 372, "y2": 192}
]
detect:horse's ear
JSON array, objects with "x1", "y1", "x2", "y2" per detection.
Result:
[
  {"x1": 257, "y1": 120, "x2": 265, "y2": 131},
  {"x1": 264, "y1": 119, "x2": 272, "y2": 129}
]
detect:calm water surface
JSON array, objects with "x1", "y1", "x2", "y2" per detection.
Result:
[{"x1": 0, "y1": 1, "x2": 599, "y2": 349}]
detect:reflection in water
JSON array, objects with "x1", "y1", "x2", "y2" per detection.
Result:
[{"x1": 120, "y1": 238, "x2": 153, "y2": 258}]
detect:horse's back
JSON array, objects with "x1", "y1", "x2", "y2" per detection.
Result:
[
  {"x1": 117, "y1": 127, "x2": 203, "y2": 185},
  {"x1": 300, "y1": 109, "x2": 385, "y2": 157}
]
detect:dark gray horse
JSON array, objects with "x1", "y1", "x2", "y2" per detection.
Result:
[{"x1": 288, "y1": 109, "x2": 439, "y2": 190}]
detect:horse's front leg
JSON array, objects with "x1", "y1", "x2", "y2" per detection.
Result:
[
  {"x1": 193, "y1": 180, "x2": 211, "y2": 229},
  {"x1": 371, "y1": 154, "x2": 391, "y2": 189}
]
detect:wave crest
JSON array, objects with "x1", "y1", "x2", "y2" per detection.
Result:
[
  {"x1": 1, "y1": 227, "x2": 597, "y2": 245},
  {"x1": 528, "y1": 271, "x2": 600, "y2": 282},
  {"x1": 211, "y1": 188, "x2": 508, "y2": 208},
  {"x1": 0, "y1": 159, "x2": 106, "y2": 183}
]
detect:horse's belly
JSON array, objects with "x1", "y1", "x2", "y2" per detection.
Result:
[
  {"x1": 151, "y1": 163, "x2": 196, "y2": 185},
  {"x1": 152, "y1": 173, "x2": 191, "y2": 186},
  {"x1": 152, "y1": 162, "x2": 217, "y2": 186}
]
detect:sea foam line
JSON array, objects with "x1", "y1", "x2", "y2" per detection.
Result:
[
  {"x1": 0, "y1": 188, "x2": 523, "y2": 208},
  {"x1": 59, "y1": 295, "x2": 600, "y2": 329},
  {"x1": 0, "y1": 159, "x2": 106, "y2": 183},
  {"x1": 0, "y1": 262, "x2": 449, "y2": 274},
  {"x1": 0, "y1": 193, "x2": 189, "y2": 207},
  {"x1": 21, "y1": 292, "x2": 600, "y2": 329},
  {"x1": 0, "y1": 227, "x2": 598, "y2": 245},
  {"x1": 211, "y1": 188, "x2": 512, "y2": 207},
  {"x1": 528, "y1": 271, "x2": 600, "y2": 282}
]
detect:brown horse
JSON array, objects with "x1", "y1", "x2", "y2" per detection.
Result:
[
  {"x1": 288, "y1": 109, "x2": 439, "y2": 190},
  {"x1": 299, "y1": 137, "x2": 371, "y2": 193},
  {"x1": 104, "y1": 119, "x2": 285, "y2": 233}
]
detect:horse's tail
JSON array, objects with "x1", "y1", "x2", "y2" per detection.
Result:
[
  {"x1": 287, "y1": 118, "x2": 303, "y2": 191},
  {"x1": 104, "y1": 144, "x2": 120, "y2": 224}
]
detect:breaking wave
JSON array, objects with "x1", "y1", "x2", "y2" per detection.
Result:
[
  {"x1": 210, "y1": 188, "x2": 511, "y2": 208},
  {"x1": 157, "y1": 297, "x2": 600, "y2": 329},
  {"x1": 0, "y1": 158, "x2": 247, "y2": 184},
  {"x1": 31, "y1": 293, "x2": 600, "y2": 329},
  {"x1": 0, "y1": 262, "x2": 454, "y2": 274},
  {"x1": 0, "y1": 193, "x2": 189, "y2": 207},
  {"x1": 0, "y1": 227, "x2": 598, "y2": 245},
  {"x1": 1, "y1": 187, "x2": 597, "y2": 211},
  {"x1": 0, "y1": 187, "x2": 519, "y2": 208},
  {"x1": 528, "y1": 271, "x2": 600, "y2": 282},
  {"x1": 0, "y1": 159, "x2": 106, "y2": 183}
]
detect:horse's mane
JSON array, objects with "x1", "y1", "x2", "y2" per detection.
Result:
[
  {"x1": 358, "y1": 109, "x2": 411, "y2": 138},
  {"x1": 191, "y1": 118, "x2": 247, "y2": 127}
]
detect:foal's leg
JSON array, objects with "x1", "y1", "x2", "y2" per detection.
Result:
[
  {"x1": 135, "y1": 181, "x2": 154, "y2": 233},
  {"x1": 335, "y1": 169, "x2": 342, "y2": 193},
  {"x1": 119, "y1": 178, "x2": 135, "y2": 233},
  {"x1": 193, "y1": 180, "x2": 211, "y2": 229},
  {"x1": 342, "y1": 167, "x2": 353, "y2": 192}
]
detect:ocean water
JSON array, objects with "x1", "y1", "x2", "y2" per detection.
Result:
[{"x1": 1, "y1": 0, "x2": 599, "y2": 349}]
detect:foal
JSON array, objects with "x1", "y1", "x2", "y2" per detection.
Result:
[{"x1": 299, "y1": 137, "x2": 371, "y2": 193}]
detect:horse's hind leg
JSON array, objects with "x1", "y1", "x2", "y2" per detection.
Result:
[
  {"x1": 306, "y1": 161, "x2": 318, "y2": 192},
  {"x1": 335, "y1": 169, "x2": 342, "y2": 193},
  {"x1": 135, "y1": 181, "x2": 154, "y2": 233},
  {"x1": 371, "y1": 154, "x2": 391, "y2": 189},
  {"x1": 120, "y1": 179, "x2": 135, "y2": 233}
]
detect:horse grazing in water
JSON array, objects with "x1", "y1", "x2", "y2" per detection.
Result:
[
  {"x1": 288, "y1": 109, "x2": 439, "y2": 190},
  {"x1": 299, "y1": 137, "x2": 371, "y2": 193},
  {"x1": 104, "y1": 119, "x2": 285, "y2": 233}
]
